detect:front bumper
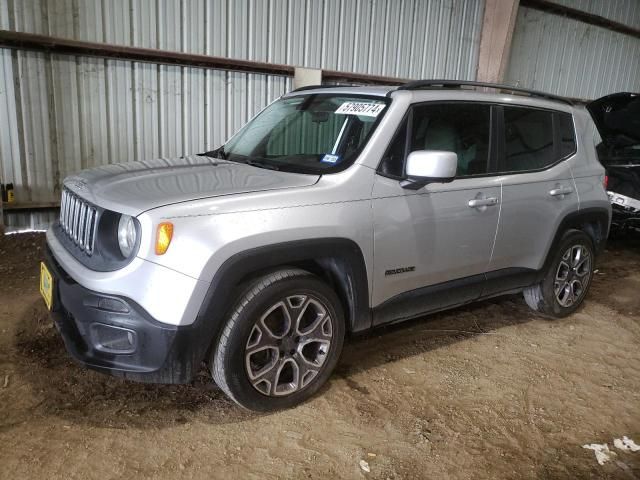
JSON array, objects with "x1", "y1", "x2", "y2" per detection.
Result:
[{"x1": 45, "y1": 247, "x2": 209, "y2": 383}]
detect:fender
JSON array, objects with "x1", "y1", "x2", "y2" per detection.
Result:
[
  {"x1": 539, "y1": 207, "x2": 611, "y2": 279},
  {"x1": 192, "y1": 238, "x2": 371, "y2": 359}
]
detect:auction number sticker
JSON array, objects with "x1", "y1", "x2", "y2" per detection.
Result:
[{"x1": 335, "y1": 102, "x2": 385, "y2": 117}]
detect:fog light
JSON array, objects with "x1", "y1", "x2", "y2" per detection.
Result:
[
  {"x1": 91, "y1": 323, "x2": 137, "y2": 354},
  {"x1": 97, "y1": 297, "x2": 129, "y2": 313}
]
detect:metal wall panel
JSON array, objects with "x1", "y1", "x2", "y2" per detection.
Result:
[
  {"x1": 0, "y1": 0, "x2": 484, "y2": 229},
  {"x1": 6, "y1": 0, "x2": 485, "y2": 76},
  {"x1": 505, "y1": 6, "x2": 640, "y2": 99}
]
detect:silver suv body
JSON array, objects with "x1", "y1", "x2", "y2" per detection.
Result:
[{"x1": 43, "y1": 82, "x2": 611, "y2": 410}]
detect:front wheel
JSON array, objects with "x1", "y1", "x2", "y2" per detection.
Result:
[
  {"x1": 211, "y1": 268, "x2": 345, "y2": 411},
  {"x1": 524, "y1": 229, "x2": 595, "y2": 318}
]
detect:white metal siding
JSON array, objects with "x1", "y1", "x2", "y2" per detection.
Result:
[
  {"x1": 6, "y1": 0, "x2": 485, "y2": 77},
  {"x1": 505, "y1": 6, "x2": 640, "y2": 99},
  {"x1": 0, "y1": 0, "x2": 484, "y2": 229}
]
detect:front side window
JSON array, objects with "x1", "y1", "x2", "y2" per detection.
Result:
[
  {"x1": 378, "y1": 102, "x2": 491, "y2": 178},
  {"x1": 410, "y1": 103, "x2": 491, "y2": 176},
  {"x1": 219, "y1": 94, "x2": 389, "y2": 174}
]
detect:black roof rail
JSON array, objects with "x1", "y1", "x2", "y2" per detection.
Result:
[
  {"x1": 396, "y1": 79, "x2": 573, "y2": 105},
  {"x1": 290, "y1": 84, "x2": 348, "y2": 93}
]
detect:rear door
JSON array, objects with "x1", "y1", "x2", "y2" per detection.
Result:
[
  {"x1": 486, "y1": 105, "x2": 578, "y2": 293},
  {"x1": 372, "y1": 102, "x2": 501, "y2": 324}
]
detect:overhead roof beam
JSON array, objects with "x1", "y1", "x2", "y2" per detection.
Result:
[
  {"x1": 520, "y1": 0, "x2": 640, "y2": 39},
  {"x1": 0, "y1": 30, "x2": 406, "y2": 86}
]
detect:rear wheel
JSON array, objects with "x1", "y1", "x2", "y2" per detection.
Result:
[
  {"x1": 211, "y1": 268, "x2": 345, "y2": 411},
  {"x1": 524, "y1": 230, "x2": 595, "y2": 318}
]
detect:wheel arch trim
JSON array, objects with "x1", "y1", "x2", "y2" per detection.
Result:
[
  {"x1": 541, "y1": 207, "x2": 611, "y2": 278},
  {"x1": 195, "y1": 238, "x2": 371, "y2": 358}
]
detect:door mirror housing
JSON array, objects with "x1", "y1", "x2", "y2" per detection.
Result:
[{"x1": 400, "y1": 150, "x2": 458, "y2": 190}]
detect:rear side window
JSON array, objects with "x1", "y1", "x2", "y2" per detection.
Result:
[
  {"x1": 501, "y1": 106, "x2": 576, "y2": 173},
  {"x1": 503, "y1": 107, "x2": 554, "y2": 171}
]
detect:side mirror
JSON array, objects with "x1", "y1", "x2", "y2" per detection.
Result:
[{"x1": 400, "y1": 150, "x2": 458, "y2": 190}]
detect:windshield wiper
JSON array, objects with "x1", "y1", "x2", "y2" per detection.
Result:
[
  {"x1": 199, "y1": 146, "x2": 227, "y2": 159},
  {"x1": 244, "y1": 159, "x2": 280, "y2": 171}
]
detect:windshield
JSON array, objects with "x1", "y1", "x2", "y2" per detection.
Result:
[{"x1": 214, "y1": 94, "x2": 389, "y2": 174}]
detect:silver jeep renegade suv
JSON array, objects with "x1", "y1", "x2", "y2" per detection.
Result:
[{"x1": 42, "y1": 80, "x2": 611, "y2": 411}]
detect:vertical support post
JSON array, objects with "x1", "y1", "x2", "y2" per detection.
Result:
[
  {"x1": 293, "y1": 67, "x2": 322, "y2": 89},
  {"x1": 0, "y1": 192, "x2": 4, "y2": 235},
  {"x1": 476, "y1": 0, "x2": 520, "y2": 83}
]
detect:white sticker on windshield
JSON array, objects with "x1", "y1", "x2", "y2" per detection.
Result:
[{"x1": 335, "y1": 102, "x2": 385, "y2": 117}]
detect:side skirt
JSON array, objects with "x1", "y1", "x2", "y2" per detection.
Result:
[{"x1": 371, "y1": 268, "x2": 538, "y2": 327}]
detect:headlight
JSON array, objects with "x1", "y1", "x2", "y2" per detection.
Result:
[{"x1": 117, "y1": 214, "x2": 137, "y2": 257}]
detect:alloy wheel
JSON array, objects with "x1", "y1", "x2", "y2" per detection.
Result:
[
  {"x1": 244, "y1": 294, "x2": 334, "y2": 397},
  {"x1": 554, "y1": 244, "x2": 592, "y2": 308}
]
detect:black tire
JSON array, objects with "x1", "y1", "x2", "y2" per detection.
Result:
[
  {"x1": 211, "y1": 268, "x2": 345, "y2": 411},
  {"x1": 523, "y1": 229, "x2": 595, "y2": 318}
]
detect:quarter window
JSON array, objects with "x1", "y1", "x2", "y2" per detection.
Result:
[
  {"x1": 378, "y1": 119, "x2": 408, "y2": 178},
  {"x1": 558, "y1": 113, "x2": 577, "y2": 158}
]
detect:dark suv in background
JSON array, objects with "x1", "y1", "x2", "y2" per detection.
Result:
[{"x1": 588, "y1": 93, "x2": 640, "y2": 232}]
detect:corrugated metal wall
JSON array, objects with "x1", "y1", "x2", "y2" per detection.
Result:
[
  {"x1": 0, "y1": 0, "x2": 485, "y2": 229},
  {"x1": 505, "y1": 5, "x2": 640, "y2": 99}
]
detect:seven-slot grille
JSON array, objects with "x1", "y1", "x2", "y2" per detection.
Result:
[{"x1": 59, "y1": 188, "x2": 98, "y2": 255}]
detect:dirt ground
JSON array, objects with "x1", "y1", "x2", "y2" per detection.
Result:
[{"x1": 0, "y1": 232, "x2": 639, "y2": 480}]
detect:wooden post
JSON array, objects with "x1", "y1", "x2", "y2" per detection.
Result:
[
  {"x1": 476, "y1": 0, "x2": 520, "y2": 84},
  {"x1": 0, "y1": 191, "x2": 4, "y2": 235}
]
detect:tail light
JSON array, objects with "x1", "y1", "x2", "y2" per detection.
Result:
[{"x1": 603, "y1": 174, "x2": 609, "y2": 189}]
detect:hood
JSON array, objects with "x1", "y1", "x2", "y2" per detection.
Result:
[
  {"x1": 63, "y1": 156, "x2": 320, "y2": 216},
  {"x1": 587, "y1": 92, "x2": 640, "y2": 148}
]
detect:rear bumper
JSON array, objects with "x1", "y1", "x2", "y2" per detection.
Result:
[{"x1": 45, "y1": 247, "x2": 208, "y2": 383}]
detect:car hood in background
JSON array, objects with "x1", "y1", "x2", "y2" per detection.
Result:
[
  {"x1": 63, "y1": 156, "x2": 320, "y2": 216},
  {"x1": 587, "y1": 92, "x2": 640, "y2": 148}
]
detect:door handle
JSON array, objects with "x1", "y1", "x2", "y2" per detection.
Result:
[
  {"x1": 468, "y1": 197, "x2": 498, "y2": 208},
  {"x1": 549, "y1": 186, "x2": 573, "y2": 197}
]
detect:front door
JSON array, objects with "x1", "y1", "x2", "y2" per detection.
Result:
[{"x1": 372, "y1": 102, "x2": 500, "y2": 325}]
